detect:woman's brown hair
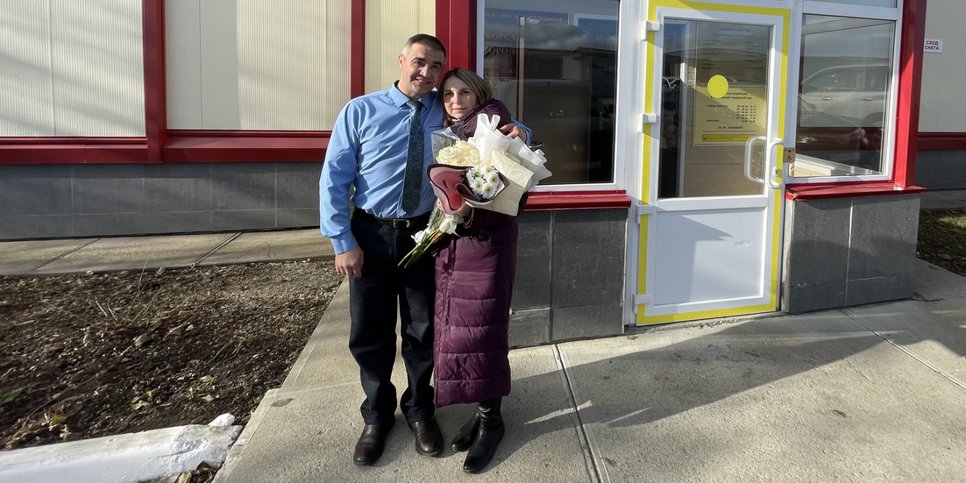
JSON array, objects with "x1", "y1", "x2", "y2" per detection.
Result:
[{"x1": 439, "y1": 68, "x2": 493, "y2": 110}]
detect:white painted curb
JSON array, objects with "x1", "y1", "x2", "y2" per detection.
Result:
[{"x1": 0, "y1": 424, "x2": 242, "y2": 483}]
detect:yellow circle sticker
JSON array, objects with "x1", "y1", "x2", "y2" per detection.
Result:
[{"x1": 708, "y1": 75, "x2": 729, "y2": 99}]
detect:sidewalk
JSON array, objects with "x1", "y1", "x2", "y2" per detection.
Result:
[
  {"x1": 0, "y1": 229, "x2": 333, "y2": 276},
  {"x1": 2, "y1": 191, "x2": 965, "y2": 482},
  {"x1": 205, "y1": 257, "x2": 966, "y2": 482}
]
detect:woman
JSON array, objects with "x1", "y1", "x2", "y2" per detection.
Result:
[{"x1": 434, "y1": 68, "x2": 524, "y2": 474}]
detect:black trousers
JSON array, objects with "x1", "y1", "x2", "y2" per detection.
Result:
[{"x1": 348, "y1": 214, "x2": 435, "y2": 426}]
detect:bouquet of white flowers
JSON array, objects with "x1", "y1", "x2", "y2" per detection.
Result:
[{"x1": 397, "y1": 114, "x2": 551, "y2": 268}]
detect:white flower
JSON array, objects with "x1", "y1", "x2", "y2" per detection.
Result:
[
  {"x1": 437, "y1": 213, "x2": 459, "y2": 234},
  {"x1": 436, "y1": 141, "x2": 480, "y2": 167},
  {"x1": 398, "y1": 209, "x2": 462, "y2": 269},
  {"x1": 465, "y1": 164, "x2": 501, "y2": 200}
]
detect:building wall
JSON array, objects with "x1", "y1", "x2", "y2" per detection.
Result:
[
  {"x1": 0, "y1": 163, "x2": 321, "y2": 240},
  {"x1": 919, "y1": 2, "x2": 966, "y2": 132},
  {"x1": 510, "y1": 209, "x2": 627, "y2": 347},
  {"x1": 917, "y1": 150, "x2": 966, "y2": 189},
  {"x1": 917, "y1": 1, "x2": 966, "y2": 189},
  {"x1": 782, "y1": 194, "x2": 920, "y2": 314}
]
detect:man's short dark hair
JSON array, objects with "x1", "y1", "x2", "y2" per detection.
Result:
[{"x1": 403, "y1": 33, "x2": 447, "y2": 58}]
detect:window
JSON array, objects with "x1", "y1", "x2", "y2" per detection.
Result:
[
  {"x1": 808, "y1": 0, "x2": 896, "y2": 7},
  {"x1": 479, "y1": 0, "x2": 619, "y2": 185},
  {"x1": 792, "y1": 14, "x2": 896, "y2": 178}
]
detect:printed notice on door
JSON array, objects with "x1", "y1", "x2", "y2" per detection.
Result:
[{"x1": 692, "y1": 86, "x2": 767, "y2": 145}]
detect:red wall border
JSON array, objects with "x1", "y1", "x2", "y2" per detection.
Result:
[
  {"x1": 351, "y1": 0, "x2": 366, "y2": 98},
  {"x1": 435, "y1": 0, "x2": 476, "y2": 71},
  {"x1": 142, "y1": 0, "x2": 166, "y2": 163},
  {"x1": 892, "y1": 0, "x2": 927, "y2": 188},
  {"x1": 918, "y1": 132, "x2": 966, "y2": 150}
]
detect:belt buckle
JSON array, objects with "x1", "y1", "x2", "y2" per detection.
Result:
[{"x1": 392, "y1": 218, "x2": 411, "y2": 229}]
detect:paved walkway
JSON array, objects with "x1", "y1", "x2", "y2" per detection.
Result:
[
  {"x1": 0, "y1": 229, "x2": 333, "y2": 276},
  {"x1": 2, "y1": 190, "x2": 965, "y2": 482},
  {"x1": 209, "y1": 258, "x2": 966, "y2": 482}
]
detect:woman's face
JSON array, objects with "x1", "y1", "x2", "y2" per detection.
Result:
[{"x1": 442, "y1": 77, "x2": 479, "y2": 121}]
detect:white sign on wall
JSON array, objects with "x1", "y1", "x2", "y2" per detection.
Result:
[{"x1": 924, "y1": 38, "x2": 943, "y2": 53}]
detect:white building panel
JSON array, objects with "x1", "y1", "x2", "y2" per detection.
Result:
[
  {"x1": 364, "y1": 0, "x2": 435, "y2": 94},
  {"x1": 1, "y1": 0, "x2": 143, "y2": 136},
  {"x1": 919, "y1": 2, "x2": 966, "y2": 132},
  {"x1": 48, "y1": 0, "x2": 145, "y2": 136},
  {"x1": 0, "y1": 0, "x2": 55, "y2": 136},
  {"x1": 166, "y1": 0, "x2": 350, "y2": 130}
]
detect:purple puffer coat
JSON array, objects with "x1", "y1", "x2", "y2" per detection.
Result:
[{"x1": 433, "y1": 201, "x2": 522, "y2": 408}]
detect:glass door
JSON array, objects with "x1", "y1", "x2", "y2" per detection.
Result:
[{"x1": 634, "y1": 2, "x2": 790, "y2": 325}]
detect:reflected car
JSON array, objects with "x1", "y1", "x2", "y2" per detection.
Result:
[{"x1": 798, "y1": 63, "x2": 889, "y2": 128}]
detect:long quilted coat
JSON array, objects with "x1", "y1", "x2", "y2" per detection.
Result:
[
  {"x1": 433, "y1": 206, "x2": 520, "y2": 407},
  {"x1": 433, "y1": 98, "x2": 521, "y2": 408}
]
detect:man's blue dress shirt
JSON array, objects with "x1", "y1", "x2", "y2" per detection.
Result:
[{"x1": 320, "y1": 84, "x2": 444, "y2": 254}]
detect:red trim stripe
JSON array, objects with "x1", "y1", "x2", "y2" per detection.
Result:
[
  {"x1": 351, "y1": 0, "x2": 366, "y2": 98},
  {"x1": 0, "y1": 138, "x2": 147, "y2": 164},
  {"x1": 786, "y1": 182, "x2": 924, "y2": 201},
  {"x1": 163, "y1": 131, "x2": 328, "y2": 163},
  {"x1": 525, "y1": 191, "x2": 631, "y2": 210},
  {"x1": 918, "y1": 132, "x2": 966, "y2": 150},
  {"x1": 435, "y1": 0, "x2": 476, "y2": 70},
  {"x1": 142, "y1": 0, "x2": 166, "y2": 163},
  {"x1": 894, "y1": 0, "x2": 926, "y2": 188}
]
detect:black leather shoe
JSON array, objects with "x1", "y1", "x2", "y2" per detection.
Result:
[
  {"x1": 353, "y1": 422, "x2": 393, "y2": 466},
  {"x1": 409, "y1": 418, "x2": 443, "y2": 456},
  {"x1": 451, "y1": 412, "x2": 481, "y2": 452}
]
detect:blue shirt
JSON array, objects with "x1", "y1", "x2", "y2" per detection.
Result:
[{"x1": 320, "y1": 84, "x2": 444, "y2": 254}]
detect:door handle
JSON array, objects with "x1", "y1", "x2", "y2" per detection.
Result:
[
  {"x1": 765, "y1": 138, "x2": 784, "y2": 190},
  {"x1": 744, "y1": 135, "x2": 767, "y2": 184}
]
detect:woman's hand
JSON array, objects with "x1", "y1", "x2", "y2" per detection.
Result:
[{"x1": 455, "y1": 202, "x2": 473, "y2": 217}]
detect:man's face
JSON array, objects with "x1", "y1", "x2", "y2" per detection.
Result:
[{"x1": 397, "y1": 42, "x2": 446, "y2": 99}]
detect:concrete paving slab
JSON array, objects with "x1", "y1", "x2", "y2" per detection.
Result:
[
  {"x1": 33, "y1": 233, "x2": 237, "y2": 274},
  {"x1": 0, "y1": 238, "x2": 97, "y2": 275},
  {"x1": 220, "y1": 279, "x2": 589, "y2": 481},
  {"x1": 281, "y1": 280, "x2": 356, "y2": 390},
  {"x1": 198, "y1": 229, "x2": 333, "y2": 266},
  {"x1": 557, "y1": 314, "x2": 966, "y2": 482},
  {"x1": 845, "y1": 298, "x2": 966, "y2": 387},
  {"x1": 216, "y1": 344, "x2": 591, "y2": 482},
  {"x1": 911, "y1": 259, "x2": 966, "y2": 302}
]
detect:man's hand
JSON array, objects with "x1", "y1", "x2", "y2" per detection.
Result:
[
  {"x1": 499, "y1": 124, "x2": 528, "y2": 144},
  {"x1": 335, "y1": 247, "x2": 364, "y2": 278}
]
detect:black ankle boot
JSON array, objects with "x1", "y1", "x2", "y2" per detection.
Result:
[
  {"x1": 462, "y1": 398, "x2": 504, "y2": 473},
  {"x1": 451, "y1": 410, "x2": 481, "y2": 452}
]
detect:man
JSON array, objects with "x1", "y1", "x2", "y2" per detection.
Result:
[
  {"x1": 320, "y1": 34, "x2": 527, "y2": 466},
  {"x1": 320, "y1": 33, "x2": 447, "y2": 466}
]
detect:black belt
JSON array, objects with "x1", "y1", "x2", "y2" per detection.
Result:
[{"x1": 354, "y1": 210, "x2": 431, "y2": 229}]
